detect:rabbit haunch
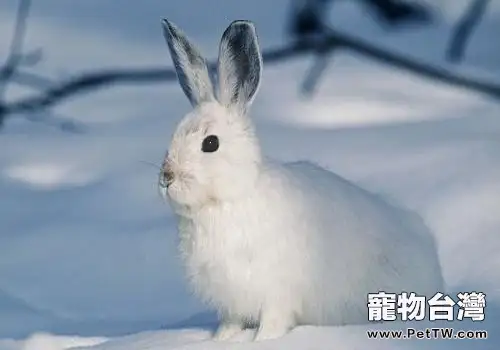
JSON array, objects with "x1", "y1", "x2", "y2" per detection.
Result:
[{"x1": 159, "y1": 19, "x2": 444, "y2": 341}]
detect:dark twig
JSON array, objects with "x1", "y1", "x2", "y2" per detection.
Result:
[
  {"x1": 0, "y1": 0, "x2": 33, "y2": 99},
  {"x1": 363, "y1": 0, "x2": 434, "y2": 27},
  {"x1": 22, "y1": 111, "x2": 85, "y2": 133},
  {"x1": 17, "y1": 47, "x2": 43, "y2": 68},
  {"x1": 9, "y1": 70, "x2": 54, "y2": 90},
  {"x1": 0, "y1": 0, "x2": 82, "y2": 132},
  {"x1": 287, "y1": 0, "x2": 332, "y2": 37},
  {"x1": 1, "y1": 24, "x2": 500, "y2": 126},
  {"x1": 0, "y1": 68, "x2": 178, "y2": 117},
  {"x1": 301, "y1": 39, "x2": 337, "y2": 95},
  {"x1": 1, "y1": 26, "x2": 500, "y2": 121},
  {"x1": 1, "y1": 0, "x2": 498, "y2": 132},
  {"x1": 446, "y1": 0, "x2": 490, "y2": 63},
  {"x1": 328, "y1": 27, "x2": 500, "y2": 98},
  {"x1": 288, "y1": 0, "x2": 336, "y2": 96},
  {"x1": 0, "y1": 0, "x2": 33, "y2": 128}
]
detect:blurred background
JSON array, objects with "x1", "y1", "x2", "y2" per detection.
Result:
[{"x1": 0, "y1": 0, "x2": 499, "y2": 348}]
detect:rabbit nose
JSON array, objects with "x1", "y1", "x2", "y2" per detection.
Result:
[{"x1": 160, "y1": 164, "x2": 175, "y2": 188}]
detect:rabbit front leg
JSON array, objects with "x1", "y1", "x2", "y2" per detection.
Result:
[
  {"x1": 212, "y1": 315, "x2": 244, "y2": 341},
  {"x1": 254, "y1": 305, "x2": 296, "y2": 341}
]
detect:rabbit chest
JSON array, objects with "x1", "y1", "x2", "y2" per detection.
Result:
[{"x1": 176, "y1": 201, "x2": 297, "y2": 316}]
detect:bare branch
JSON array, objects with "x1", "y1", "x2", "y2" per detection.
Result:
[
  {"x1": 23, "y1": 111, "x2": 85, "y2": 133},
  {"x1": 17, "y1": 47, "x2": 44, "y2": 68},
  {"x1": 446, "y1": 0, "x2": 490, "y2": 63},
  {"x1": 0, "y1": 0, "x2": 33, "y2": 99},
  {"x1": 328, "y1": 27, "x2": 500, "y2": 99},
  {"x1": 0, "y1": 68, "x2": 178, "y2": 116},
  {"x1": 10, "y1": 70, "x2": 54, "y2": 90},
  {"x1": 1, "y1": 26, "x2": 500, "y2": 122},
  {"x1": 0, "y1": 0, "x2": 80, "y2": 132},
  {"x1": 287, "y1": 0, "x2": 331, "y2": 37},
  {"x1": 301, "y1": 51, "x2": 334, "y2": 96},
  {"x1": 362, "y1": 0, "x2": 433, "y2": 27},
  {"x1": 301, "y1": 38, "x2": 338, "y2": 96}
]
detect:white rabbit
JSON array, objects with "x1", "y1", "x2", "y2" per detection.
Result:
[{"x1": 158, "y1": 19, "x2": 444, "y2": 342}]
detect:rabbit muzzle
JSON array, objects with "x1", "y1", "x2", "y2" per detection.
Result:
[{"x1": 159, "y1": 159, "x2": 175, "y2": 189}]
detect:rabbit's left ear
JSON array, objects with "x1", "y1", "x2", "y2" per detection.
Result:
[
  {"x1": 162, "y1": 19, "x2": 215, "y2": 107},
  {"x1": 217, "y1": 20, "x2": 263, "y2": 114}
]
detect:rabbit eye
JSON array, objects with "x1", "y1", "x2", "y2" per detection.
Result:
[{"x1": 201, "y1": 135, "x2": 219, "y2": 153}]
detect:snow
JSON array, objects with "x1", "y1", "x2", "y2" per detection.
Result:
[{"x1": 0, "y1": 0, "x2": 499, "y2": 349}]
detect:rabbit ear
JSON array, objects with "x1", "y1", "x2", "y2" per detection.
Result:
[
  {"x1": 217, "y1": 20, "x2": 263, "y2": 114},
  {"x1": 162, "y1": 19, "x2": 215, "y2": 107}
]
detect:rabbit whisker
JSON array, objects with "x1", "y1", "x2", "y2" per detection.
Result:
[{"x1": 138, "y1": 160, "x2": 163, "y2": 171}]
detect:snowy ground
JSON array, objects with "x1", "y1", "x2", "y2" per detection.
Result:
[{"x1": 0, "y1": 0, "x2": 499, "y2": 349}]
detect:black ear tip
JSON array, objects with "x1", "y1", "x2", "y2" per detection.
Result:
[
  {"x1": 221, "y1": 20, "x2": 258, "y2": 44},
  {"x1": 161, "y1": 19, "x2": 178, "y2": 35},
  {"x1": 228, "y1": 20, "x2": 256, "y2": 32},
  {"x1": 230, "y1": 20, "x2": 254, "y2": 26}
]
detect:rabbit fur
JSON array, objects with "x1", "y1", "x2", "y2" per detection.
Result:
[{"x1": 158, "y1": 19, "x2": 444, "y2": 341}]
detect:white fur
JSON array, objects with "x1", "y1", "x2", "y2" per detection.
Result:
[{"x1": 159, "y1": 20, "x2": 444, "y2": 341}]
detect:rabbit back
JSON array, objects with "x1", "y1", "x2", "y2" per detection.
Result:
[{"x1": 277, "y1": 160, "x2": 444, "y2": 324}]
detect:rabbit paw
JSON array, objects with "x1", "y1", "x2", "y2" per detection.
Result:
[
  {"x1": 254, "y1": 309, "x2": 295, "y2": 341},
  {"x1": 212, "y1": 321, "x2": 243, "y2": 341}
]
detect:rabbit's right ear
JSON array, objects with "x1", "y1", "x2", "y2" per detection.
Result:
[{"x1": 162, "y1": 19, "x2": 215, "y2": 107}]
